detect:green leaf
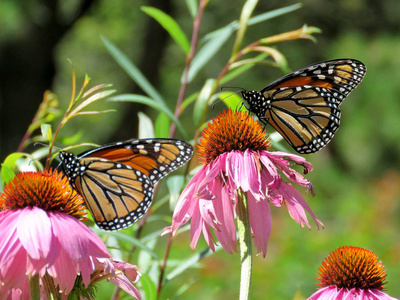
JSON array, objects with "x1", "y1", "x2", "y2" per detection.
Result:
[
  {"x1": 181, "y1": 92, "x2": 199, "y2": 110},
  {"x1": 203, "y1": 3, "x2": 303, "y2": 42},
  {"x1": 92, "y1": 229, "x2": 159, "y2": 260},
  {"x1": 185, "y1": 0, "x2": 198, "y2": 18},
  {"x1": 138, "y1": 112, "x2": 155, "y2": 138},
  {"x1": 101, "y1": 36, "x2": 166, "y2": 105},
  {"x1": 193, "y1": 79, "x2": 216, "y2": 126},
  {"x1": 3, "y1": 153, "x2": 31, "y2": 170},
  {"x1": 139, "y1": 274, "x2": 157, "y2": 300},
  {"x1": 187, "y1": 26, "x2": 233, "y2": 83},
  {"x1": 173, "y1": 277, "x2": 197, "y2": 299},
  {"x1": 218, "y1": 91, "x2": 245, "y2": 111},
  {"x1": 167, "y1": 175, "x2": 185, "y2": 210},
  {"x1": 40, "y1": 124, "x2": 52, "y2": 142},
  {"x1": 69, "y1": 89, "x2": 116, "y2": 116},
  {"x1": 155, "y1": 112, "x2": 170, "y2": 138},
  {"x1": 109, "y1": 94, "x2": 188, "y2": 138},
  {"x1": 248, "y1": 3, "x2": 302, "y2": 25},
  {"x1": 232, "y1": 0, "x2": 258, "y2": 56},
  {"x1": 0, "y1": 164, "x2": 16, "y2": 185},
  {"x1": 141, "y1": 6, "x2": 190, "y2": 55},
  {"x1": 166, "y1": 247, "x2": 214, "y2": 281},
  {"x1": 1, "y1": 152, "x2": 43, "y2": 184},
  {"x1": 188, "y1": 4, "x2": 302, "y2": 82},
  {"x1": 61, "y1": 131, "x2": 83, "y2": 145}
]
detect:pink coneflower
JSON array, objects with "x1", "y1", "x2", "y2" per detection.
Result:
[
  {"x1": 308, "y1": 246, "x2": 397, "y2": 300},
  {"x1": 0, "y1": 170, "x2": 141, "y2": 299},
  {"x1": 164, "y1": 109, "x2": 323, "y2": 257}
]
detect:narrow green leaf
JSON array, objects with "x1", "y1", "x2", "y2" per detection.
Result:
[
  {"x1": 188, "y1": 4, "x2": 302, "y2": 82},
  {"x1": 139, "y1": 273, "x2": 157, "y2": 300},
  {"x1": 61, "y1": 131, "x2": 83, "y2": 145},
  {"x1": 185, "y1": 0, "x2": 198, "y2": 18},
  {"x1": 173, "y1": 277, "x2": 197, "y2": 299},
  {"x1": 1, "y1": 153, "x2": 43, "y2": 184},
  {"x1": 181, "y1": 92, "x2": 199, "y2": 110},
  {"x1": 138, "y1": 112, "x2": 155, "y2": 138},
  {"x1": 187, "y1": 26, "x2": 233, "y2": 82},
  {"x1": 0, "y1": 164, "x2": 16, "y2": 185},
  {"x1": 203, "y1": 3, "x2": 303, "y2": 42},
  {"x1": 109, "y1": 94, "x2": 188, "y2": 138},
  {"x1": 92, "y1": 229, "x2": 159, "y2": 260},
  {"x1": 3, "y1": 153, "x2": 30, "y2": 170},
  {"x1": 40, "y1": 124, "x2": 52, "y2": 142},
  {"x1": 166, "y1": 247, "x2": 215, "y2": 281},
  {"x1": 193, "y1": 79, "x2": 216, "y2": 126},
  {"x1": 141, "y1": 6, "x2": 190, "y2": 55},
  {"x1": 167, "y1": 175, "x2": 184, "y2": 210},
  {"x1": 219, "y1": 91, "x2": 245, "y2": 111},
  {"x1": 70, "y1": 89, "x2": 116, "y2": 116},
  {"x1": 155, "y1": 112, "x2": 170, "y2": 138},
  {"x1": 101, "y1": 36, "x2": 166, "y2": 105},
  {"x1": 248, "y1": 3, "x2": 302, "y2": 25},
  {"x1": 232, "y1": 0, "x2": 258, "y2": 56}
]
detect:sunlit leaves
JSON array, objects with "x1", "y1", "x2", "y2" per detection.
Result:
[{"x1": 141, "y1": 6, "x2": 190, "y2": 55}]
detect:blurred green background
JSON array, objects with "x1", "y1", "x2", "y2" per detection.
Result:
[{"x1": 1, "y1": 0, "x2": 399, "y2": 299}]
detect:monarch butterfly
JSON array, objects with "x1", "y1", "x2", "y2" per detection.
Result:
[
  {"x1": 241, "y1": 59, "x2": 366, "y2": 154},
  {"x1": 59, "y1": 138, "x2": 193, "y2": 231}
]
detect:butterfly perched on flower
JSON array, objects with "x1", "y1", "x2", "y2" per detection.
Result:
[
  {"x1": 241, "y1": 59, "x2": 366, "y2": 154},
  {"x1": 59, "y1": 138, "x2": 193, "y2": 231}
]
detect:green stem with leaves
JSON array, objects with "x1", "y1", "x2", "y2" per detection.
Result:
[{"x1": 168, "y1": 0, "x2": 208, "y2": 139}]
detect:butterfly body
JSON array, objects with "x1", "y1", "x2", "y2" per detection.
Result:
[
  {"x1": 241, "y1": 59, "x2": 366, "y2": 154},
  {"x1": 60, "y1": 138, "x2": 193, "y2": 231}
]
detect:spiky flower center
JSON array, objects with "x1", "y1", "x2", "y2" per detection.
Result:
[
  {"x1": 316, "y1": 246, "x2": 388, "y2": 290},
  {"x1": 0, "y1": 169, "x2": 86, "y2": 220},
  {"x1": 198, "y1": 109, "x2": 271, "y2": 164}
]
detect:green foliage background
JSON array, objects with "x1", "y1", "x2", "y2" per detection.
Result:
[{"x1": 1, "y1": 0, "x2": 399, "y2": 299}]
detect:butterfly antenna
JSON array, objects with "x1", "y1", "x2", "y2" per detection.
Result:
[
  {"x1": 55, "y1": 160, "x2": 62, "y2": 170},
  {"x1": 212, "y1": 87, "x2": 246, "y2": 109}
]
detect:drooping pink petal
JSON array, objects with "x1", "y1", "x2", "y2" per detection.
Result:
[
  {"x1": 109, "y1": 275, "x2": 142, "y2": 300},
  {"x1": 46, "y1": 246, "x2": 80, "y2": 293},
  {"x1": 0, "y1": 212, "x2": 20, "y2": 270},
  {"x1": 0, "y1": 246, "x2": 28, "y2": 288},
  {"x1": 268, "y1": 151, "x2": 313, "y2": 174},
  {"x1": 78, "y1": 257, "x2": 96, "y2": 287},
  {"x1": 200, "y1": 222, "x2": 217, "y2": 252},
  {"x1": 259, "y1": 153, "x2": 281, "y2": 191},
  {"x1": 277, "y1": 182, "x2": 323, "y2": 229},
  {"x1": 308, "y1": 286, "x2": 398, "y2": 300},
  {"x1": 50, "y1": 212, "x2": 109, "y2": 262},
  {"x1": 225, "y1": 151, "x2": 244, "y2": 190},
  {"x1": 243, "y1": 150, "x2": 262, "y2": 198},
  {"x1": 211, "y1": 181, "x2": 237, "y2": 254},
  {"x1": 110, "y1": 260, "x2": 141, "y2": 283},
  {"x1": 247, "y1": 192, "x2": 272, "y2": 258},
  {"x1": 266, "y1": 151, "x2": 313, "y2": 189},
  {"x1": 17, "y1": 207, "x2": 53, "y2": 262}
]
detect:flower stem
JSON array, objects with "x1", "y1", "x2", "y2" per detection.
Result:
[
  {"x1": 42, "y1": 273, "x2": 62, "y2": 300},
  {"x1": 29, "y1": 274, "x2": 41, "y2": 300},
  {"x1": 237, "y1": 188, "x2": 253, "y2": 300}
]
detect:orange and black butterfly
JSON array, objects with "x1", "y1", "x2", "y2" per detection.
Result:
[
  {"x1": 59, "y1": 138, "x2": 193, "y2": 231},
  {"x1": 241, "y1": 59, "x2": 366, "y2": 154}
]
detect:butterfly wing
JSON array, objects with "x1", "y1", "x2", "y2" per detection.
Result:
[
  {"x1": 80, "y1": 138, "x2": 194, "y2": 185},
  {"x1": 60, "y1": 138, "x2": 193, "y2": 230},
  {"x1": 73, "y1": 157, "x2": 153, "y2": 230},
  {"x1": 243, "y1": 59, "x2": 366, "y2": 153}
]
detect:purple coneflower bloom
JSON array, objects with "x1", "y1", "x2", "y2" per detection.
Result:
[
  {"x1": 308, "y1": 246, "x2": 397, "y2": 300},
  {"x1": 164, "y1": 109, "x2": 323, "y2": 257},
  {"x1": 0, "y1": 170, "x2": 141, "y2": 299}
]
